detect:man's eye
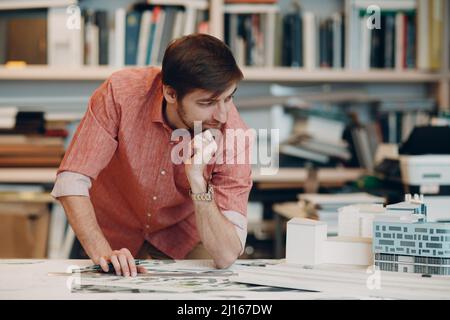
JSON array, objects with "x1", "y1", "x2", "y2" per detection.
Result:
[
  {"x1": 225, "y1": 95, "x2": 234, "y2": 102},
  {"x1": 200, "y1": 102, "x2": 215, "y2": 107}
]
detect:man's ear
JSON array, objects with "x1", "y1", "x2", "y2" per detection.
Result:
[{"x1": 163, "y1": 85, "x2": 178, "y2": 104}]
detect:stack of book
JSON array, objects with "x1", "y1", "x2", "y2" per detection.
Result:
[
  {"x1": 0, "y1": 110, "x2": 67, "y2": 168},
  {"x1": 279, "y1": 115, "x2": 351, "y2": 165},
  {"x1": 0, "y1": 135, "x2": 65, "y2": 168},
  {"x1": 298, "y1": 192, "x2": 386, "y2": 235}
]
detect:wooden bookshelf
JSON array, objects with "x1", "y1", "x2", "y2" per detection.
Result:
[
  {"x1": 0, "y1": 0, "x2": 449, "y2": 109},
  {"x1": 0, "y1": 0, "x2": 76, "y2": 10},
  {"x1": 0, "y1": 168, "x2": 57, "y2": 184},
  {"x1": 0, "y1": 65, "x2": 444, "y2": 83},
  {"x1": 242, "y1": 68, "x2": 443, "y2": 83}
]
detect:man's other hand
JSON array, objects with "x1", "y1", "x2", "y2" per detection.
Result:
[{"x1": 98, "y1": 248, "x2": 147, "y2": 277}]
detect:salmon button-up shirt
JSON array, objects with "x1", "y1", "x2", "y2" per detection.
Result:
[{"x1": 51, "y1": 67, "x2": 253, "y2": 259}]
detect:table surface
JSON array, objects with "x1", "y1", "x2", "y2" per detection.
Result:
[
  {"x1": 0, "y1": 259, "x2": 311, "y2": 300},
  {"x1": 1, "y1": 259, "x2": 449, "y2": 300}
]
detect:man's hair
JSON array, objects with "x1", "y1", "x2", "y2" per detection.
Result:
[{"x1": 162, "y1": 33, "x2": 243, "y2": 101}]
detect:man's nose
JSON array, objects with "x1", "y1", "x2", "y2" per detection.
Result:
[{"x1": 213, "y1": 101, "x2": 228, "y2": 124}]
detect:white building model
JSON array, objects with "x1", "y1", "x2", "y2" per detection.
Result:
[{"x1": 286, "y1": 203, "x2": 387, "y2": 266}]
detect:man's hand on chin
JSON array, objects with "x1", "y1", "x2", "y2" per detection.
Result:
[{"x1": 184, "y1": 129, "x2": 217, "y2": 192}]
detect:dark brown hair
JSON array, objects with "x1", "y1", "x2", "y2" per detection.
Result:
[{"x1": 162, "y1": 33, "x2": 243, "y2": 100}]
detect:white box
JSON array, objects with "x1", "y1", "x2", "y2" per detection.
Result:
[
  {"x1": 400, "y1": 155, "x2": 450, "y2": 186},
  {"x1": 286, "y1": 218, "x2": 327, "y2": 265},
  {"x1": 324, "y1": 237, "x2": 373, "y2": 266}
]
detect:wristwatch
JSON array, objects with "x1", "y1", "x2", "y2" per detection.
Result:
[{"x1": 190, "y1": 184, "x2": 214, "y2": 202}]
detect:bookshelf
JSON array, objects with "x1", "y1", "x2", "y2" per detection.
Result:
[
  {"x1": 0, "y1": 0, "x2": 448, "y2": 260},
  {"x1": 0, "y1": 0, "x2": 448, "y2": 110}
]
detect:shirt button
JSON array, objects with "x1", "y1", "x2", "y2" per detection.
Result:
[
  {"x1": 160, "y1": 169, "x2": 166, "y2": 175},
  {"x1": 152, "y1": 196, "x2": 158, "y2": 200},
  {"x1": 145, "y1": 225, "x2": 149, "y2": 229},
  {"x1": 147, "y1": 213, "x2": 152, "y2": 217}
]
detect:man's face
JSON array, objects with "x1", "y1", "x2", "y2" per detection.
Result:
[{"x1": 176, "y1": 83, "x2": 237, "y2": 132}]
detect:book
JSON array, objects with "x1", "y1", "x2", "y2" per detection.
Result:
[
  {"x1": 6, "y1": 14, "x2": 47, "y2": 64},
  {"x1": 114, "y1": 8, "x2": 126, "y2": 67},
  {"x1": 429, "y1": 0, "x2": 443, "y2": 70},
  {"x1": 302, "y1": 12, "x2": 316, "y2": 70},
  {"x1": 95, "y1": 10, "x2": 109, "y2": 65},
  {"x1": 150, "y1": 8, "x2": 166, "y2": 66},
  {"x1": 137, "y1": 10, "x2": 152, "y2": 66},
  {"x1": 0, "y1": 111, "x2": 45, "y2": 135},
  {"x1": 83, "y1": 9, "x2": 99, "y2": 66},
  {"x1": 157, "y1": 7, "x2": 178, "y2": 65},
  {"x1": 395, "y1": 12, "x2": 406, "y2": 70},
  {"x1": 0, "y1": 19, "x2": 6, "y2": 64},
  {"x1": 47, "y1": 7, "x2": 83, "y2": 67},
  {"x1": 0, "y1": 107, "x2": 18, "y2": 130},
  {"x1": 417, "y1": 0, "x2": 429, "y2": 69},
  {"x1": 125, "y1": 11, "x2": 142, "y2": 65},
  {"x1": 145, "y1": 6, "x2": 161, "y2": 65}
]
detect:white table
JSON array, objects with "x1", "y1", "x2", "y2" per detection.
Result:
[
  {"x1": 0, "y1": 259, "x2": 328, "y2": 300},
  {"x1": 1, "y1": 259, "x2": 449, "y2": 300}
]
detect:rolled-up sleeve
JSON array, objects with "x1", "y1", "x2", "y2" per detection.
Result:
[
  {"x1": 211, "y1": 127, "x2": 254, "y2": 255},
  {"x1": 223, "y1": 210, "x2": 248, "y2": 254},
  {"x1": 51, "y1": 171, "x2": 92, "y2": 198},
  {"x1": 57, "y1": 77, "x2": 120, "y2": 180}
]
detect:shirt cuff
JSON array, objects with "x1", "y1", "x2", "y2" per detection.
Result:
[
  {"x1": 222, "y1": 210, "x2": 247, "y2": 255},
  {"x1": 51, "y1": 171, "x2": 92, "y2": 198}
]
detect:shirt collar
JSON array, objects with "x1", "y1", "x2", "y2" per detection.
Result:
[{"x1": 149, "y1": 71, "x2": 166, "y2": 125}]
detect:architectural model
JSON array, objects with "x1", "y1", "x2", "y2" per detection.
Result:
[
  {"x1": 286, "y1": 194, "x2": 450, "y2": 275},
  {"x1": 373, "y1": 195, "x2": 450, "y2": 275}
]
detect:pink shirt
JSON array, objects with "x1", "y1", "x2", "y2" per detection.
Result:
[{"x1": 53, "y1": 67, "x2": 253, "y2": 259}]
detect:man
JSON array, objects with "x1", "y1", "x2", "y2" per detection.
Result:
[{"x1": 51, "y1": 34, "x2": 253, "y2": 277}]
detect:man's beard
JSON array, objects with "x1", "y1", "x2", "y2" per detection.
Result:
[{"x1": 177, "y1": 102, "x2": 223, "y2": 134}]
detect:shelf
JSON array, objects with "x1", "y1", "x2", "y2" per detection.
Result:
[
  {"x1": 224, "y1": 3, "x2": 278, "y2": 14},
  {"x1": 147, "y1": 0, "x2": 208, "y2": 9},
  {"x1": 0, "y1": 66, "x2": 120, "y2": 81},
  {"x1": 0, "y1": 168, "x2": 57, "y2": 184},
  {"x1": 241, "y1": 67, "x2": 444, "y2": 83},
  {"x1": 252, "y1": 168, "x2": 365, "y2": 184},
  {"x1": 0, "y1": 66, "x2": 445, "y2": 83},
  {"x1": 0, "y1": 0, "x2": 76, "y2": 10}
]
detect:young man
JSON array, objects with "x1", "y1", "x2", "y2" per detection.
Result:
[{"x1": 51, "y1": 34, "x2": 253, "y2": 276}]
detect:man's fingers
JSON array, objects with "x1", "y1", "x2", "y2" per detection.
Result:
[
  {"x1": 117, "y1": 254, "x2": 130, "y2": 277},
  {"x1": 137, "y1": 266, "x2": 148, "y2": 274},
  {"x1": 119, "y1": 248, "x2": 136, "y2": 277},
  {"x1": 99, "y1": 257, "x2": 110, "y2": 273},
  {"x1": 110, "y1": 254, "x2": 121, "y2": 276},
  {"x1": 125, "y1": 254, "x2": 137, "y2": 277}
]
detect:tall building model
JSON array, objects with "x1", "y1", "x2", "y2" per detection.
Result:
[
  {"x1": 373, "y1": 194, "x2": 450, "y2": 275},
  {"x1": 286, "y1": 194, "x2": 450, "y2": 275}
]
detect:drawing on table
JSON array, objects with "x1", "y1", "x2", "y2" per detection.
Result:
[
  {"x1": 68, "y1": 259, "x2": 297, "y2": 296},
  {"x1": 71, "y1": 274, "x2": 302, "y2": 295}
]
